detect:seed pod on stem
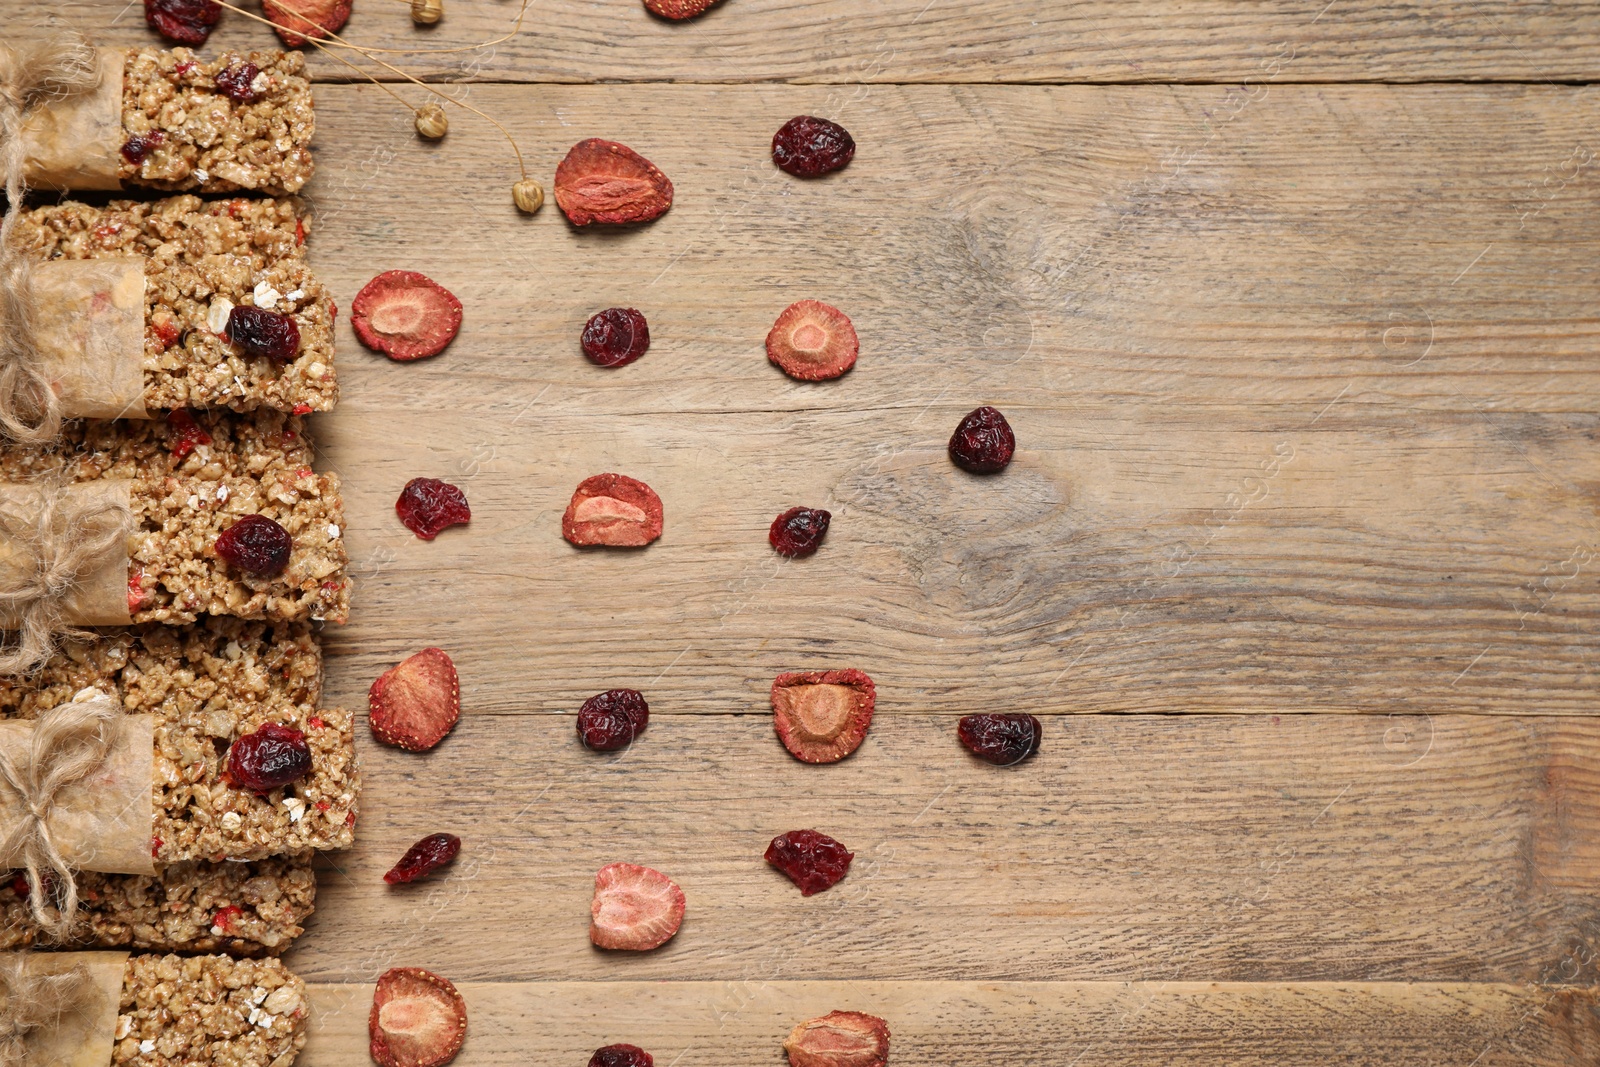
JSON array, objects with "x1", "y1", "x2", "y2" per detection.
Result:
[
  {"x1": 414, "y1": 103, "x2": 448, "y2": 139},
  {"x1": 412, "y1": 0, "x2": 444, "y2": 24},
  {"x1": 513, "y1": 179, "x2": 545, "y2": 214}
]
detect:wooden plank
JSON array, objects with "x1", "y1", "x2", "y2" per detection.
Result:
[
  {"x1": 31, "y1": 2, "x2": 1600, "y2": 83},
  {"x1": 285, "y1": 714, "x2": 1600, "y2": 984},
  {"x1": 302, "y1": 980, "x2": 1600, "y2": 1065},
  {"x1": 296, "y1": 84, "x2": 1600, "y2": 716}
]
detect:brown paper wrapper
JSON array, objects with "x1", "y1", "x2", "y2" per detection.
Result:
[
  {"x1": 19, "y1": 48, "x2": 125, "y2": 193},
  {"x1": 33, "y1": 257, "x2": 149, "y2": 420},
  {"x1": 0, "y1": 479, "x2": 134, "y2": 628},
  {"x1": 0, "y1": 712, "x2": 155, "y2": 876},
  {"x1": 14, "y1": 950, "x2": 128, "y2": 1067}
]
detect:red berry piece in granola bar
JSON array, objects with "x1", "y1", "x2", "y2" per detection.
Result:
[
  {"x1": 590, "y1": 862, "x2": 685, "y2": 951},
  {"x1": 783, "y1": 1011, "x2": 890, "y2": 1067},
  {"x1": 370, "y1": 648, "x2": 461, "y2": 752},
  {"x1": 396, "y1": 478, "x2": 471, "y2": 540},
  {"x1": 582, "y1": 308, "x2": 651, "y2": 368},
  {"x1": 352, "y1": 271, "x2": 464, "y2": 362},
  {"x1": 226, "y1": 305, "x2": 301, "y2": 363},
  {"x1": 264, "y1": 0, "x2": 352, "y2": 47},
  {"x1": 771, "y1": 669, "x2": 875, "y2": 764},
  {"x1": 767, "y1": 301, "x2": 858, "y2": 381},
  {"x1": 213, "y1": 61, "x2": 261, "y2": 103},
  {"x1": 562, "y1": 474, "x2": 664, "y2": 547},
  {"x1": 765, "y1": 829, "x2": 854, "y2": 896},
  {"x1": 167, "y1": 408, "x2": 212, "y2": 459},
  {"x1": 772, "y1": 116, "x2": 856, "y2": 178},
  {"x1": 554, "y1": 139, "x2": 674, "y2": 226},
  {"x1": 369, "y1": 967, "x2": 467, "y2": 1067},
  {"x1": 223, "y1": 722, "x2": 311, "y2": 795},
  {"x1": 215, "y1": 514, "x2": 292, "y2": 576},
  {"x1": 144, "y1": 0, "x2": 221, "y2": 45},
  {"x1": 385, "y1": 833, "x2": 462, "y2": 885}
]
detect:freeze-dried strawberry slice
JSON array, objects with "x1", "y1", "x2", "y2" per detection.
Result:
[
  {"x1": 167, "y1": 409, "x2": 212, "y2": 459},
  {"x1": 643, "y1": 0, "x2": 722, "y2": 19},
  {"x1": 562, "y1": 474, "x2": 664, "y2": 547},
  {"x1": 369, "y1": 967, "x2": 467, "y2": 1067},
  {"x1": 351, "y1": 271, "x2": 464, "y2": 362},
  {"x1": 783, "y1": 1011, "x2": 890, "y2": 1067},
  {"x1": 554, "y1": 139, "x2": 674, "y2": 226},
  {"x1": 264, "y1": 0, "x2": 352, "y2": 47},
  {"x1": 771, "y1": 669, "x2": 875, "y2": 764},
  {"x1": 370, "y1": 648, "x2": 460, "y2": 752},
  {"x1": 766, "y1": 300, "x2": 858, "y2": 381},
  {"x1": 590, "y1": 862, "x2": 685, "y2": 951}
]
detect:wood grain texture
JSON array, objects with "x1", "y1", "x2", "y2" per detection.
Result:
[
  {"x1": 302, "y1": 980, "x2": 1600, "y2": 1065},
  {"x1": 29, "y1": 1, "x2": 1600, "y2": 83}
]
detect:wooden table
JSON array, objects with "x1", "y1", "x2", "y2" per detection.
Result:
[{"x1": 31, "y1": 2, "x2": 1600, "y2": 1062}]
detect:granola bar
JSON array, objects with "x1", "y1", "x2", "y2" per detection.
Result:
[
  {"x1": 113, "y1": 953, "x2": 308, "y2": 1066},
  {"x1": 15, "y1": 195, "x2": 337, "y2": 414},
  {"x1": 1, "y1": 854, "x2": 315, "y2": 955}
]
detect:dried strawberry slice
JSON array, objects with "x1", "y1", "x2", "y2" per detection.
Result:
[
  {"x1": 385, "y1": 833, "x2": 462, "y2": 885},
  {"x1": 949, "y1": 405, "x2": 1015, "y2": 473},
  {"x1": 783, "y1": 1011, "x2": 890, "y2": 1067},
  {"x1": 590, "y1": 1046, "x2": 653, "y2": 1067},
  {"x1": 370, "y1": 648, "x2": 461, "y2": 752},
  {"x1": 562, "y1": 474, "x2": 664, "y2": 548},
  {"x1": 167, "y1": 408, "x2": 212, "y2": 459},
  {"x1": 582, "y1": 308, "x2": 651, "y2": 368},
  {"x1": 554, "y1": 139, "x2": 674, "y2": 226},
  {"x1": 351, "y1": 271, "x2": 464, "y2": 362},
  {"x1": 144, "y1": 0, "x2": 221, "y2": 45},
  {"x1": 765, "y1": 829, "x2": 854, "y2": 896},
  {"x1": 772, "y1": 116, "x2": 856, "y2": 178},
  {"x1": 264, "y1": 0, "x2": 352, "y2": 47},
  {"x1": 590, "y1": 862, "x2": 685, "y2": 951},
  {"x1": 369, "y1": 967, "x2": 467, "y2": 1067},
  {"x1": 396, "y1": 478, "x2": 471, "y2": 540},
  {"x1": 643, "y1": 0, "x2": 721, "y2": 19},
  {"x1": 771, "y1": 669, "x2": 875, "y2": 764},
  {"x1": 766, "y1": 300, "x2": 858, "y2": 381}
]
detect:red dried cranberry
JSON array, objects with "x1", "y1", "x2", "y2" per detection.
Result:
[
  {"x1": 120, "y1": 131, "x2": 165, "y2": 165},
  {"x1": 769, "y1": 507, "x2": 831, "y2": 557},
  {"x1": 948, "y1": 405, "x2": 1015, "y2": 473},
  {"x1": 144, "y1": 0, "x2": 221, "y2": 45},
  {"x1": 765, "y1": 829, "x2": 854, "y2": 895},
  {"x1": 590, "y1": 1045, "x2": 654, "y2": 1067},
  {"x1": 577, "y1": 689, "x2": 650, "y2": 752},
  {"x1": 396, "y1": 478, "x2": 471, "y2": 540},
  {"x1": 213, "y1": 62, "x2": 261, "y2": 104},
  {"x1": 211, "y1": 904, "x2": 243, "y2": 931},
  {"x1": 224, "y1": 722, "x2": 311, "y2": 795},
  {"x1": 772, "y1": 116, "x2": 856, "y2": 178},
  {"x1": 384, "y1": 833, "x2": 462, "y2": 885},
  {"x1": 167, "y1": 409, "x2": 212, "y2": 459},
  {"x1": 581, "y1": 308, "x2": 651, "y2": 368},
  {"x1": 958, "y1": 713, "x2": 1042, "y2": 765},
  {"x1": 226, "y1": 305, "x2": 301, "y2": 364},
  {"x1": 215, "y1": 515, "x2": 293, "y2": 576}
]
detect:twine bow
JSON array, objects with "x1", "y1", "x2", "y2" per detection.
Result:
[
  {"x1": 0, "y1": 37, "x2": 103, "y2": 445},
  {"x1": 0, "y1": 688, "x2": 121, "y2": 939},
  {"x1": 0, "y1": 953, "x2": 98, "y2": 1067}
]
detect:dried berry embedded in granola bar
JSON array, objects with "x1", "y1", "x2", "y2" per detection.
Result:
[
  {"x1": 352, "y1": 271, "x2": 464, "y2": 362},
  {"x1": 643, "y1": 0, "x2": 721, "y2": 19},
  {"x1": 958, "y1": 713, "x2": 1041, "y2": 765},
  {"x1": 582, "y1": 308, "x2": 651, "y2": 368},
  {"x1": 577, "y1": 689, "x2": 650, "y2": 751},
  {"x1": 227, "y1": 305, "x2": 301, "y2": 364},
  {"x1": 554, "y1": 139, "x2": 674, "y2": 226},
  {"x1": 144, "y1": 0, "x2": 221, "y2": 45},
  {"x1": 562, "y1": 474, "x2": 664, "y2": 547},
  {"x1": 120, "y1": 130, "x2": 165, "y2": 165},
  {"x1": 765, "y1": 829, "x2": 854, "y2": 896},
  {"x1": 948, "y1": 405, "x2": 1015, "y2": 473},
  {"x1": 167, "y1": 408, "x2": 212, "y2": 459},
  {"x1": 215, "y1": 514, "x2": 293, "y2": 576},
  {"x1": 590, "y1": 862, "x2": 685, "y2": 951},
  {"x1": 370, "y1": 648, "x2": 461, "y2": 752},
  {"x1": 772, "y1": 116, "x2": 856, "y2": 178},
  {"x1": 783, "y1": 1011, "x2": 890, "y2": 1067},
  {"x1": 213, "y1": 62, "x2": 261, "y2": 104},
  {"x1": 767, "y1": 301, "x2": 858, "y2": 381},
  {"x1": 591, "y1": 1046, "x2": 653, "y2": 1067},
  {"x1": 385, "y1": 833, "x2": 462, "y2": 885},
  {"x1": 224, "y1": 722, "x2": 312, "y2": 795},
  {"x1": 771, "y1": 669, "x2": 875, "y2": 764},
  {"x1": 264, "y1": 0, "x2": 352, "y2": 47},
  {"x1": 770, "y1": 507, "x2": 831, "y2": 557},
  {"x1": 396, "y1": 478, "x2": 471, "y2": 540},
  {"x1": 370, "y1": 967, "x2": 467, "y2": 1067}
]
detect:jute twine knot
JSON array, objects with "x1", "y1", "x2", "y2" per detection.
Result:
[
  {"x1": 0, "y1": 688, "x2": 121, "y2": 940},
  {"x1": 0, "y1": 952, "x2": 98, "y2": 1067},
  {"x1": 0, "y1": 36, "x2": 102, "y2": 445}
]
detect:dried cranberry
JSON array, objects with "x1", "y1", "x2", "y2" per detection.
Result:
[
  {"x1": 167, "y1": 409, "x2": 212, "y2": 459},
  {"x1": 226, "y1": 305, "x2": 301, "y2": 364},
  {"x1": 769, "y1": 507, "x2": 831, "y2": 558},
  {"x1": 144, "y1": 0, "x2": 221, "y2": 45},
  {"x1": 590, "y1": 1045, "x2": 654, "y2": 1067},
  {"x1": 396, "y1": 478, "x2": 471, "y2": 540},
  {"x1": 213, "y1": 62, "x2": 261, "y2": 104},
  {"x1": 215, "y1": 514, "x2": 293, "y2": 576},
  {"x1": 577, "y1": 689, "x2": 650, "y2": 752},
  {"x1": 957, "y1": 713, "x2": 1041, "y2": 765},
  {"x1": 120, "y1": 131, "x2": 164, "y2": 165},
  {"x1": 765, "y1": 829, "x2": 854, "y2": 896},
  {"x1": 211, "y1": 904, "x2": 243, "y2": 931},
  {"x1": 224, "y1": 722, "x2": 311, "y2": 795},
  {"x1": 582, "y1": 308, "x2": 650, "y2": 368},
  {"x1": 772, "y1": 116, "x2": 856, "y2": 178},
  {"x1": 384, "y1": 833, "x2": 462, "y2": 885},
  {"x1": 948, "y1": 405, "x2": 1015, "y2": 473}
]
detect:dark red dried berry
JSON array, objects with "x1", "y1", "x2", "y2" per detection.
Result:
[
  {"x1": 144, "y1": 0, "x2": 221, "y2": 45},
  {"x1": 765, "y1": 829, "x2": 854, "y2": 896},
  {"x1": 772, "y1": 116, "x2": 856, "y2": 178},
  {"x1": 577, "y1": 689, "x2": 650, "y2": 752},
  {"x1": 226, "y1": 305, "x2": 301, "y2": 364},
  {"x1": 590, "y1": 1045, "x2": 654, "y2": 1067},
  {"x1": 167, "y1": 409, "x2": 212, "y2": 459},
  {"x1": 396, "y1": 478, "x2": 471, "y2": 540},
  {"x1": 769, "y1": 507, "x2": 831, "y2": 558},
  {"x1": 213, "y1": 62, "x2": 261, "y2": 103},
  {"x1": 224, "y1": 722, "x2": 311, "y2": 795},
  {"x1": 957, "y1": 713, "x2": 1042, "y2": 765},
  {"x1": 948, "y1": 405, "x2": 1015, "y2": 473},
  {"x1": 120, "y1": 131, "x2": 165, "y2": 165},
  {"x1": 643, "y1": 0, "x2": 720, "y2": 19},
  {"x1": 582, "y1": 308, "x2": 651, "y2": 368},
  {"x1": 215, "y1": 514, "x2": 293, "y2": 576},
  {"x1": 384, "y1": 833, "x2": 462, "y2": 885}
]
